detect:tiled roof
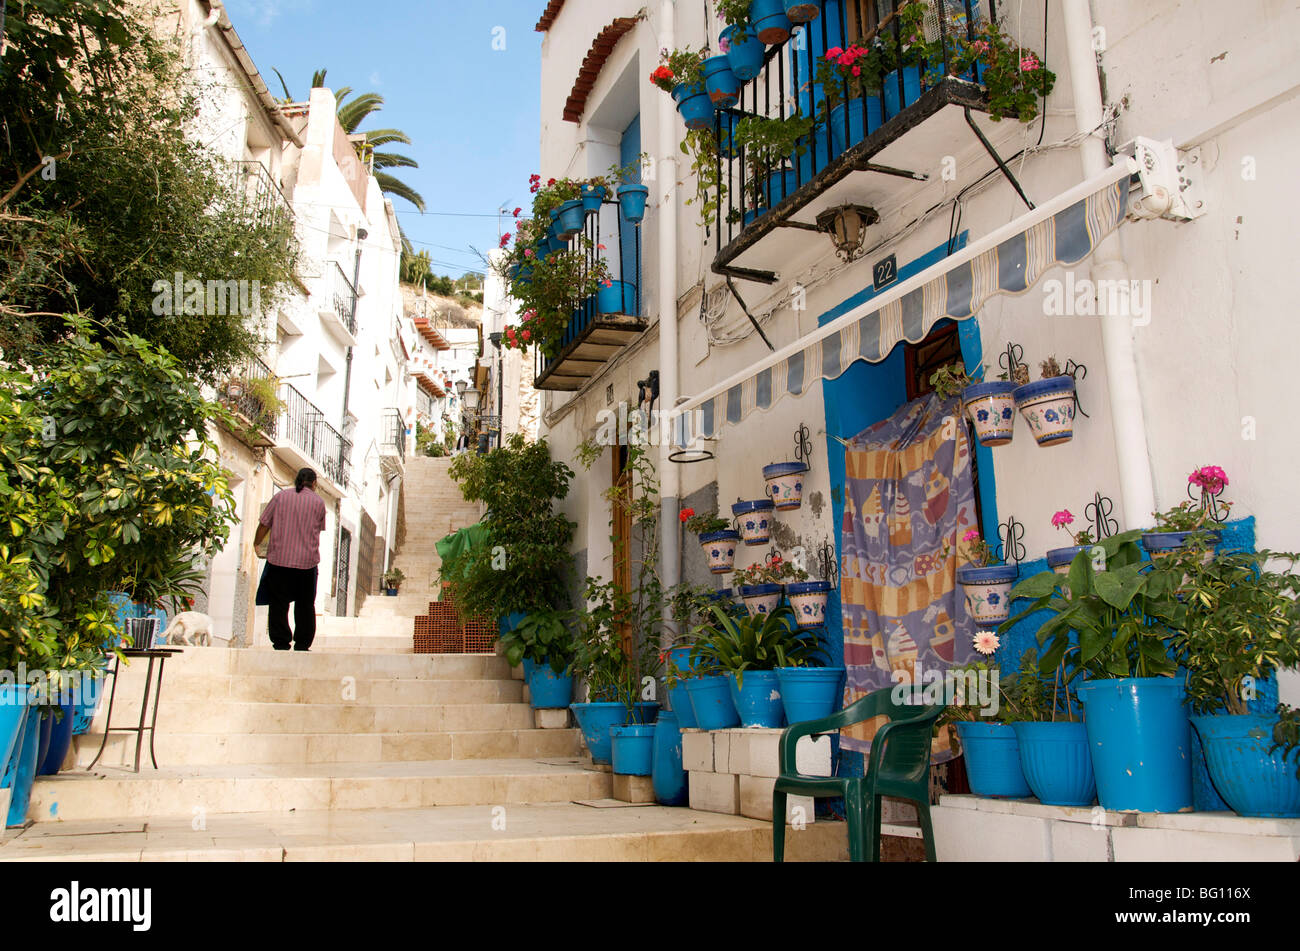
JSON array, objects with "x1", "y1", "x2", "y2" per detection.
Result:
[
  {"x1": 535, "y1": 0, "x2": 566, "y2": 32},
  {"x1": 563, "y1": 15, "x2": 643, "y2": 123}
]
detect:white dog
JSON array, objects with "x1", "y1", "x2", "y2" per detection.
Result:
[{"x1": 162, "y1": 612, "x2": 214, "y2": 647}]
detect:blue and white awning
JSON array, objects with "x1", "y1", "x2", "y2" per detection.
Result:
[{"x1": 674, "y1": 160, "x2": 1135, "y2": 444}]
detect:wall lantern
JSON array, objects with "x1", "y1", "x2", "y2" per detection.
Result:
[
  {"x1": 454, "y1": 379, "x2": 468, "y2": 398},
  {"x1": 462, "y1": 387, "x2": 481, "y2": 412},
  {"x1": 815, "y1": 204, "x2": 879, "y2": 263}
]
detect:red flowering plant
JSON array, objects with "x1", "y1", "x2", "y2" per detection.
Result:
[
  {"x1": 650, "y1": 47, "x2": 704, "y2": 93},
  {"x1": 1051, "y1": 509, "x2": 1095, "y2": 547},
  {"x1": 735, "y1": 553, "x2": 809, "y2": 588},
  {"x1": 812, "y1": 41, "x2": 885, "y2": 110},
  {"x1": 680, "y1": 507, "x2": 731, "y2": 535},
  {"x1": 944, "y1": 17, "x2": 1056, "y2": 122}
]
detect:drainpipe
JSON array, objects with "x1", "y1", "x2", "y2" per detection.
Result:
[
  {"x1": 1061, "y1": 0, "x2": 1157, "y2": 526},
  {"x1": 657, "y1": 0, "x2": 681, "y2": 647}
]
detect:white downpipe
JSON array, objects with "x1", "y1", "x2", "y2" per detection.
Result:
[
  {"x1": 1062, "y1": 0, "x2": 1157, "y2": 527},
  {"x1": 657, "y1": 0, "x2": 681, "y2": 638}
]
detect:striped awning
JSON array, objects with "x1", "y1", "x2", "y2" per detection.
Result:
[{"x1": 674, "y1": 161, "x2": 1135, "y2": 445}]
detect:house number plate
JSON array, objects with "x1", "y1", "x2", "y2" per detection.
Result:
[{"x1": 873, "y1": 254, "x2": 897, "y2": 290}]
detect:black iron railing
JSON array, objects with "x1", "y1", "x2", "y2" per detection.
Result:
[
  {"x1": 234, "y1": 160, "x2": 292, "y2": 224},
  {"x1": 324, "y1": 261, "x2": 358, "y2": 336},
  {"x1": 381, "y1": 409, "x2": 407, "y2": 458},
  {"x1": 279, "y1": 384, "x2": 352, "y2": 488},
  {"x1": 714, "y1": 0, "x2": 991, "y2": 251},
  {"x1": 223, "y1": 354, "x2": 279, "y2": 440}
]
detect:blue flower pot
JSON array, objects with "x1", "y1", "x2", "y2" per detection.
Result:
[
  {"x1": 610, "y1": 723, "x2": 656, "y2": 776},
  {"x1": 1013, "y1": 375, "x2": 1077, "y2": 446},
  {"x1": 783, "y1": 0, "x2": 822, "y2": 23},
  {"x1": 555, "y1": 198, "x2": 585, "y2": 239},
  {"x1": 1192, "y1": 714, "x2": 1300, "y2": 818},
  {"x1": 526, "y1": 664, "x2": 574, "y2": 710},
  {"x1": 571, "y1": 701, "x2": 625, "y2": 765},
  {"x1": 500, "y1": 612, "x2": 528, "y2": 637},
  {"x1": 545, "y1": 232, "x2": 566, "y2": 255},
  {"x1": 1140, "y1": 530, "x2": 1223, "y2": 557},
  {"x1": 1047, "y1": 545, "x2": 1092, "y2": 573},
  {"x1": 750, "y1": 0, "x2": 792, "y2": 44},
  {"x1": 4, "y1": 704, "x2": 42, "y2": 826},
  {"x1": 617, "y1": 183, "x2": 649, "y2": 223},
  {"x1": 721, "y1": 24, "x2": 765, "y2": 82},
  {"x1": 1076, "y1": 677, "x2": 1193, "y2": 813},
  {"x1": 728, "y1": 670, "x2": 785, "y2": 728},
  {"x1": 775, "y1": 667, "x2": 843, "y2": 724},
  {"x1": 34, "y1": 709, "x2": 54, "y2": 776},
  {"x1": 829, "y1": 98, "x2": 883, "y2": 156},
  {"x1": 701, "y1": 54, "x2": 740, "y2": 109},
  {"x1": 698, "y1": 529, "x2": 740, "y2": 575},
  {"x1": 0, "y1": 686, "x2": 29, "y2": 782},
  {"x1": 39, "y1": 701, "x2": 75, "y2": 776},
  {"x1": 956, "y1": 564, "x2": 1018, "y2": 627},
  {"x1": 652, "y1": 712, "x2": 689, "y2": 805},
  {"x1": 673, "y1": 82, "x2": 714, "y2": 131},
  {"x1": 882, "y1": 66, "x2": 921, "y2": 119},
  {"x1": 596, "y1": 279, "x2": 635, "y2": 315},
  {"x1": 732, "y1": 497, "x2": 775, "y2": 545},
  {"x1": 667, "y1": 646, "x2": 699, "y2": 728},
  {"x1": 580, "y1": 182, "x2": 607, "y2": 213},
  {"x1": 1013, "y1": 721, "x2": 1097, "y2": 807},
  {"x1": 955, "y1": 721, "x2": 1032, "y2": 798},
  {"x1": 785, "y1": 580, "x2": 832, "y2": 628},
  {"x1": 685, "y1": 675, "x2": 741, "y2": 730}
]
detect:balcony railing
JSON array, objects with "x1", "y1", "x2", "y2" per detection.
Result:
[
  {"x1": 322, "y1": 261, "x2": 359, "y2": 337},
  {"x1": 220, "y1": 354, "x2": 278, "y2": 446},
  {"x1": 380, "y1": 409, "x2": 407, "y2": 459},
  {"x1": 234, "y1": 161, "x2": 293, "y2": 225},
  {"x1": 278, "y1": 384, "x2": 352, "y2": 488}
]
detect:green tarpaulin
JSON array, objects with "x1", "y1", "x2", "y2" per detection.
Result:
[{"x1": 435, "y1": 522, "x2": 489, "y2": 586}]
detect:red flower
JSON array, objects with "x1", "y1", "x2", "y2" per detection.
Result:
[
  {"x1": 679, "y1": 508, "x2": 695, "y2": 523},
  {"x1": 499, "y1": 233, "x2": 511, "y2": 247},
  {"x1": 521, "y1": 329, "x2": 531, "y2": 342},
  {"x1": 513, "y1": 207, "x2": 522, "y2": 217}
]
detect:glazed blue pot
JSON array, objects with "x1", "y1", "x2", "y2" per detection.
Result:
[
  {"x1": 685, "y1": 675, "x2": 741, "y2": 730},
  {"x1": 1076, "y1": 677, "x2": 1193, "y2": 813},
  {"x1": 1013, "y1": 721, "x2": 1096, "y2": 807},
  {"x1": 750, "y1": 0, "x2": 792, "y2": 44},
  {"x1": 672, "y1": 82, "x2": 714, "y2": 131},
  {"x1": 580, "y1": 182, "x2": 607, "y2": 213},
  {"x1": 701, "y1": 54, "x2": 740, "y2": 110},
  {"x1": 571, "y1": 701, "x2": 624, "y2": 765},
  {"x1": 39, "y1": 701, "x2": 75, "y2": 776},
  {"x1": 1013, "y1": 375, "x2": 1078, "y2": 446},
  {"x1": 667, "y1": 646, "x2": 699, "y2": 728},
  {"x1": 829, "y1": 98, "x2": 883, "y2": 156},
  {"x1": 4, "y1": 704, "x2": 41, "y2": 826},
  {"x1": 555, "y1": 199, "x2": 585, "y2": 239},
  {"x1": 617, "y1": 183, "x2": 649, "y2": 223},
  {"x1": 728, "y1": 670, "x2": 785, "y2": 728},
  {"x1": 785, "y1": 580, "x2": 832, "y2": 628},
  {"x1": 526, "y1": 663, "x2": 574, "y2": 710},
  {"x1": 0, "y1": 686, "x2": 29, "y2": 783},
  {"x1": 732, "y1": 498, "x2": 775, "y2": 546},
  {"x1": 1141, "y1": 530, "x2": 1222, "y2": 557},
  {"x1": 652, "y1": 712, "x2": 689, "y2": 805},
  {"x1": 596, "y1": 279, "x2": 635, "y2": 315},
  {"x1": 1047, "y1": 545, "x2": 1092, "y2": 573},
  {"x1": 955, "y1": 721, "x2": 1032, "y2": 798},
  {"x1": 610, "y1": 723, "x2": 656, "y2": 776},
  {"x1": 1192, "y1": 714, "x2": 1300, "y2": 818},
  {"x1": 698, "y1": 529, "x2": 740, "y2": 575},
  {"x1": 882, "y1": 66, "x2": 922, "y2": 119},
  {"x1": 721, "y1": 24, "x2": 765, "y2": 82},
  {"x1": 775, "y1": 667, "x2": 843, "y2": 724},
  {"x1": 783, "y1": 0, "x2": 822, "y2": 23}
]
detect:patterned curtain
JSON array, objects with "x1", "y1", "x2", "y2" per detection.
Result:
[{"x1": 839, "y1": 393, "x2": 978, "y2": 759}]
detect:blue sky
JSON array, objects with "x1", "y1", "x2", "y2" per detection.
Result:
[{"x1": 225, "y1": 0, "x2": 543, "y2": 279}]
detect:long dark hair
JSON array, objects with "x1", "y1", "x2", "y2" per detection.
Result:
[{"x1": 295, "y1": 468, "x2": 317, "y2": 493}]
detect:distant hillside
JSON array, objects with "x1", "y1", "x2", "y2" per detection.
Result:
[{"x1": 401, "y1": 283, "x2": 482, "y2": 329}]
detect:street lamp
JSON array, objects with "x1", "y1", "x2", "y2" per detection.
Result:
[{"x1": 815, "y1": 204, "x2": 879, "y2": 263}]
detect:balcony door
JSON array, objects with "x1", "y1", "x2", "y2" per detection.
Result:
[{"x1": 619, "y1": 115, "x2": 641, "y2": 316}]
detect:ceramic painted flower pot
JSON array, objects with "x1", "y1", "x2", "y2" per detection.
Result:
[
  {"x1": 699, "y1": 529, "x2": 740, "y2": 574},
  {"x1": 762, "y1": 461, "x2": 808, "y2": 511},
  {"x1": 1192, "y1": 714, "x2": 1300, "y2": 818},
  {"x1": 750, "y1": 0, "x2": 792, "y2": 44},
  {"x1": 731, "y1": 498, "x2": 774, "y2": 545},
  {"x1": 739, "y1": 583, "x2": 783, "y2": 617},
  {"x1": 701, "y1": 54, "x2": 740, "y2": 109},
  {"x1": 1013, "y1": 376, "x2": 1077, "y2": 446},
  {"x1": 956, "y1": 564, "x2": 1017, "y2": 627},
  {"x1": 721, "y1": 24, "x2": 765, "y2": 82},
  {"x1": 962, "y1": 381, "x2": 1017, "y2": 447},
  {"x1": 617, "y1": 184, "x2": 649, "y2": 223},
  {"x1": 672, "y1": 82, "x2": 714, "y2": 131},
  {"x1": 786, "y1": 580, "x2": 831, "y2": 628},
  {"x1": 1046, "y1": 545, "x2": 1092, "y2": 575}
]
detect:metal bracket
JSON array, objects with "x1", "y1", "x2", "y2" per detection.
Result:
[
  {"x1": 793, "y1": 423, "x2": 812, "y2": 468},
  {"x1": 817, "y1": 538, "x2": 839, "y2": 589},
  {"x1": 1064, "y1": 358, "x2": 1090, "y2": 419},
  {"x1": 1187, "y1": 482, "x2": 1230, "y2": 524},
  {"x1": 725, "y1": 277, "x2": 776, "y2": 351},
  {"x1": 1127, "y1": 136, "x2": 1207, "y2": 221},
  {"x1": 1085, "y1": 491, "x2": 1119, "y2": 540},
  {"x1": 996, "y1": 515, "x2": 1026, "y2": 566}
]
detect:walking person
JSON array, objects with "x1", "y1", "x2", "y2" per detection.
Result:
[{"x1": 254, "y1": 468, "x2": 327, "y2": 651}]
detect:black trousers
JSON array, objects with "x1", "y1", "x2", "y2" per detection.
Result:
[{"x1": 265, "y1": 564, "x2": 319, "y2": 651}]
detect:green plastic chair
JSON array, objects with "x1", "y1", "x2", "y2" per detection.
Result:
[{"x1": 773, "y1": 687, "x2": 945, "y2": 862}]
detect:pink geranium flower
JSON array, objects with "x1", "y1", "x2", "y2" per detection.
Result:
[
  {"x1": 962, "y1": 528, "x2": 981, "y2": 542},
  {"x1": 1051, "y1": 509, "x2": 1074, "y2": 529},
  {"x1": 1020, "y1": 54, "x2": 1040, "y2": 71},
  {"x1": 1189, "y1": 466, "x2": 1229, "y2": 495}
]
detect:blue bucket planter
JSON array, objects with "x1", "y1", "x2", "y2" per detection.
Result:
[
  {"x1": 1192, "y1": 714, "x2": 1300, "y2": 818},
  {"x1": 667, "y1": 646, "x2": 699, "y2": 728},
  {"x1": 782, "y1": 0, "x2": 822, "y2": 23},
  {"x1": 580, "y1": 182, "x2": 607, "y2": 213},
  {"x1": 610, "y1": 723, "x2": 656, "y2": 776},
  {"x1": 39, "y1": 702, "x2": 76, "y2": 776},
  {"x1": 721, "y1": 24, "x2": 765, "y2": 82},
  {"x1": 1013, "y1": 721, "x2": 1096, "y2": 807},
  {"x1": 617, "y1": 183, "x2": 649, "y2": 223},
  {"x1": 555, "y1": 199, "x2": 585, "y2": 239},
  {"x1": 882, "y1": 66, "x2": 922, "y2": 119},
  {"x1": 1076, "y1": 677, "x2": 1193, "y2": 813},
  {"x1": 750, "y1": 0, "x2": 792, "y2": 44},
  {"x1": 4, "y1": 704, "x2": 41, "y2": 826},
  {"x1": 596, "y1": 279, "x2": 635, "y2": 315},
  {"x1": 571, "y1": 701, "x2": 624, "y2": 765},
  {"x1": 728, "y1": 670, "x2": 785, "y2": 728},
  {"x1": 544, "y1": 232, "x2": 566, "y2": 255},
  {"x1": 652, "y1": 712, "x2": 689, "y2": 805},
  {"x1": 829, "y1": 98, "x2": 883, "y2": 156},
  {"x1": 526, "y1": 664, "x2": 574, "y2": 710},
  {"x1": 0, "y1": 685, "x2": 29, "y2": 784},
  {"x1": 701, "y1": 54, "x2": 740, "y2": 110},
  {"x1": 685, "y1": 675, "x2": 741, "y2": 730},
  {"x1": 955, "y1": 721, "x2": 1032, "y2": 798},
  {"x1": 672, "y1": 82, "x2": 714, "y2": 131},
  {"x1": 775, "y1": 667, "x2": 843, "y2": 724}
]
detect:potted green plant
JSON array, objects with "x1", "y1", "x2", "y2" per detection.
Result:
[
  {"x1": 953, "y1": 527, "x2": 1017, "y2": 627},
  {"x1": 382, "y1": 567, "x2": 405, "y2": 596},
  {"x1": 735, "y1": 554, "x2": 804, "y2": 617},
  {"x1": 500, "y1": 607, "x2": 578, "y2": 710},
  {"x1": 681, "y1": 507, "x2": 740, "y2": 574},
  {"x1": 650, "y1": 47, "x2": 711, "y2": 130},
  {"x1": 1143, "y1": 467, "x2": 1228, "y2": 559},
  {"x1": 732, "y1": 112, "x2": 819, "y2": 213},
  {"x1": 938, "y1": 654, "x2": 1034, "y2": 798},
  {"x1": 1047, "y1": 509, "x2": 1098, "y2": 576},
  {"x1": 1013, "y1": 356, "x2": 1077, "y2": 447},
  {"x1": 1006, "y1": 648, "x2": 1097, "y2": 807},
  {"x1": 815, "y1": 41, "x2": 885, "y2": 156},
  {"x1": 946, "y1": 18, "x2": 1056, "y2": 122},
  {"x1": 1171, "y1": 548, "x2": 1300, "y2": 817},
  {"x1": 717, "y1": 1, "x2": 764, "y2": 82}
]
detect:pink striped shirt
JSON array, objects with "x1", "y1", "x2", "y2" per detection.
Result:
[{"x1": 260, "y1": 487, "x2": 327, "y2": 569}]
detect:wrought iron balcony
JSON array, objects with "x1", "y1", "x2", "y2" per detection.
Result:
[
  {"x1": 380, "y1": 409, "x2": 407, "y2": 461},
  {"x1": 277, "y1": 384, "x2": 352, "y2": 489},
  {"x1": 318, "y1": 261, "x2": 359, "y2": 340},
  {"x1": 233, "y1": 161, "x2": 293, "y2": 226},
  {"x1": 219, "y1": 354, "x2": 279, "y2": 447}
]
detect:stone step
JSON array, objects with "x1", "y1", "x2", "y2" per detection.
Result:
[
  {"x1": 26, "y1": 759, "x2": 612, "y2": 822},
  {"x1": 72, "y1": 727, "x2": 584, "y2": 767},
  {"x1": 0, "y1": 803, "x2": 853, "y2": 862},
  {"x1": 121, "y1": 646, "x2": 510, "y2": 680},
  {"x1": 127, "y1": 673, "x2": 517, "y2": 705}
]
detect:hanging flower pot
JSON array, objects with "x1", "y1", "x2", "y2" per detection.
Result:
[
  {"x1": 782, "y1": 0, "x2": 822, "y2": 24},
  {"x1": 882, "y1": 66, "x2": 922, "y2": 119},
  {"x1": 1141, "y1": 530, "x2": 1222, "y2": 562},
  {"x1": 828, "y1": 97, "x2": 883, "y2": 156},
  {"x1": 1013, "y1": 376, "x2": 1078, "y2": 447},
  {"x1": 701, "y1": 54, "x2": 740, "y2": 109},
  {"x1": 732, "y1": 498, "x2": 774, "y2": 545},
  {"x1": 1192, "y1": 714, "x2": 1300, "y2": 818},
  {"x1": 617, "y1": 183, "x2": 650, "y2": 223},
  {"x1": 785, "y1": 580, "x2": 831, "y2": 628},
  {"x1": 762, "y1": 461, "x2": 808, "y2": 511},
  {"x1": 698, "y1": 529, "x2": 741, "y2": 574},
  {"x1": 596, "y1": 279, "x2": 635, "y2": 315},
  {"x1": 720, "y1": 24, "x2": 765, "y2": 82},
  {"x1": 962, "y1": 381, "x2": 1017, "y2": 447},
  {"x1": 1046, "y1": 545, "x2": 1092, "y2": 575},
  {"x1": 738, "y1": 583, "x2": 783, "y2": 618},
  {"x1": 956, "y1": 564, "x2": 1018, "y2": 627},
  {"x1": 749, "y1": 0, "x2": 792, "y2": 44},
  {"x1": 672, "y1": 82, "x2": 714, "y2": 130},
  {"x1": 555, "y1": 198, "x2": 585, "y2": 239},
  {"x1": 580, "y1": 182, "x2": 607, "y2": 213}
]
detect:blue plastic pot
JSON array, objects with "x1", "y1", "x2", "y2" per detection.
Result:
[
  {"x1": 1076, "y1": 677, "x2": 1193, "y2": 813},
  {"x1": 672, "y1": 82, "x2": 714, "y2": 131},
  {"x1": 1192, "y1": 714, "x2": 1300, "y2": 818},
  {"x1": 555, "y1": 199, "x2": 585, "y2": 239},
  {"x1": 667, "y1": 646, "x2": 699, "y2": 729},
  {"x1": 526, "y1": 663, "x2": 574, "y2": 710},
  {"x1": 685, "y1": 675, "x2": 741, "y2": 730},
  {"x1": 39, "y1": 701, "x2": 75, "y2": 776},
  {"x1": 596, "y1": 279, "x2": 635, "y2": 315},
  {"x1": 882, "y1": 66, "x2": 922, "y2": 119},
  {"x1": 829, "y1": 98, "x2": 883, "y2": 156},
  {"x1": 571, "y1": 702, "x2": 625, "y2": 765},
  {"x1": 955, "y1": 721, "x2": 1032, "y2": 798},
  {"x1": 1013, "y1": 721, "x2": 1096, "y2": 807},
  {"x1": 500, "y1": 612, "x2": 528, "y2": 637},
  {"x1": 72, "y1": 674, "x2": 104, "y2": 736},
  {"x1": 4, "y1": 705, "x2": 41, "y2": 826},
  {"x1": 629, "y1": 702, "x2": 660, "y2": 725},
  {"x1": 34, "y1": 709, "x2": 53, "y2": 776},
  {"x1": 610, "y1": 723, "x2": 656, "y2": 776},
  {"x1": 750, "y1": 0, "x2": 792, "y2": 44},
  {"x1": 728, "y1": 670, "x2": 785, "y2": 728},
  {"x1": 580, "y1": 182, "x2": 607, "y2": 213},
  {"x1": 0, "y1": 685, "x2": 29, "y2": 781},
  {"x1": 1141, "y1": 530, "x2": 1222, "y2": 557},
  {"x1": 721, "y1": 24, "x2": 765, "y2": 82},
  {"x1": 701, "y1": 54, "x2": 740, "y2": 109},
  {"x1": 782, "y1": 0, "x2": 822, "y2": 22},
  {"x1": 652, "y1": 712, "x2": 689, "y2": 805},
  {"x1": 544, "y1": 232, "x2": 565, "y2": 255},
  {"x1": 775, "y1": 667, "x2": 843, "y2": 724},
  {"x1": 617, "y1": 183, "x2": 649, "y2": 223}
]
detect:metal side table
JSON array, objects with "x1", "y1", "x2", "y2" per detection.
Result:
[{"x1": 88, "y1": 647, "x2": 184, "y2": 772}]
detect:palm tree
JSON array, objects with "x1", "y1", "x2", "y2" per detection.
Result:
[{"x1": 272, "y1": 68, "x2": 426, "y2": 213}]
